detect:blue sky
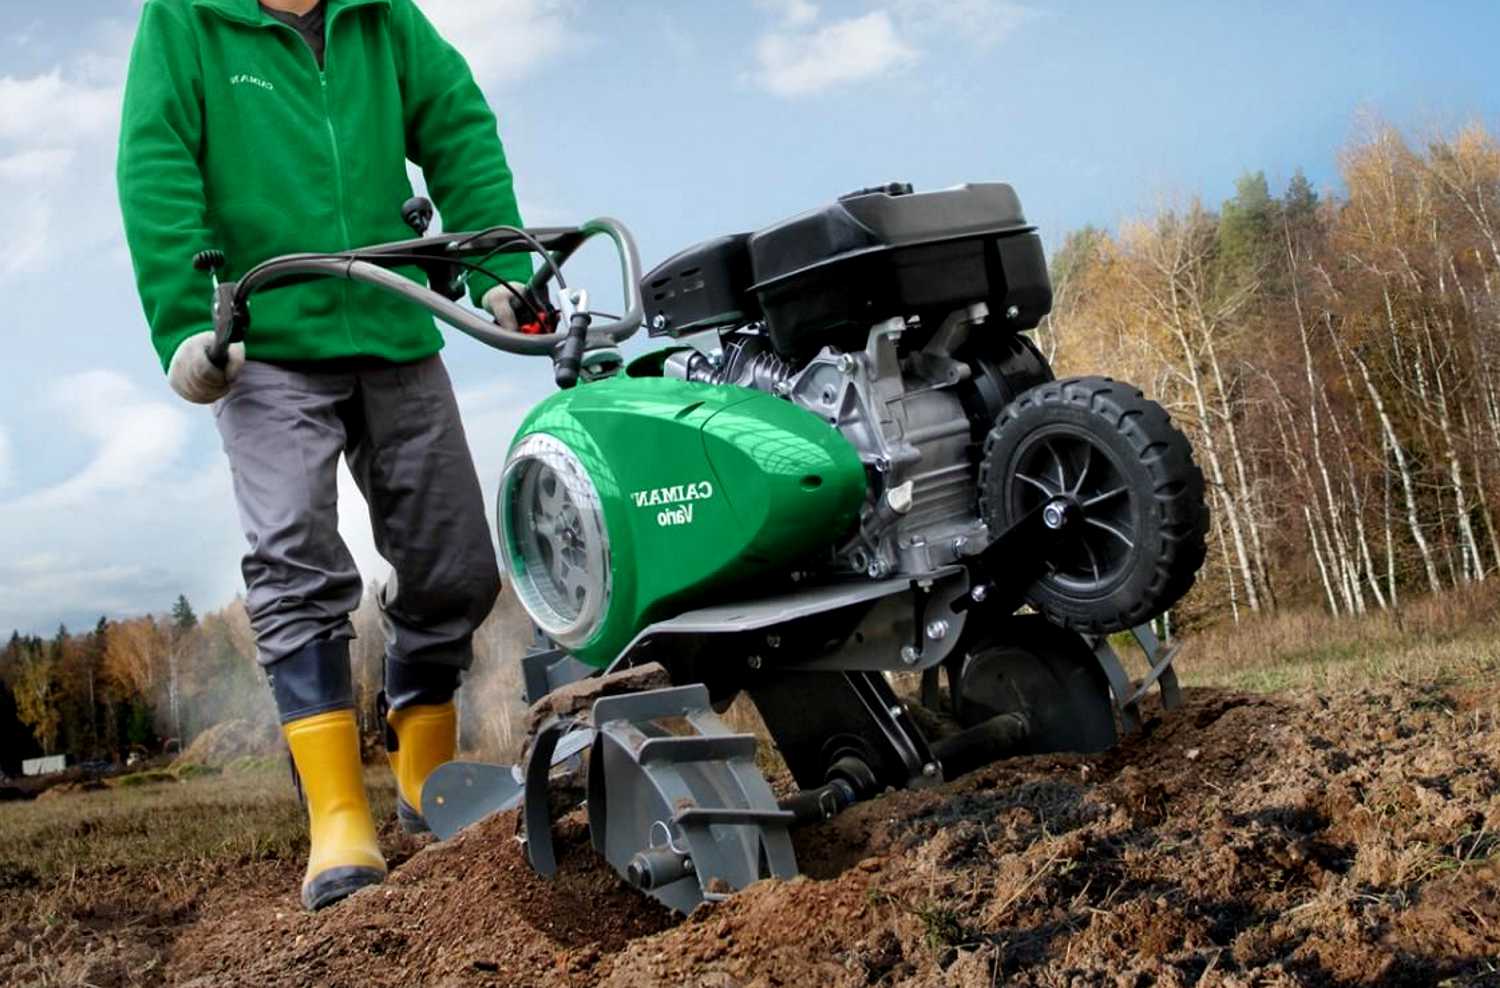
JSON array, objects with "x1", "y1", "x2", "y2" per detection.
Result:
[{"x1": 1, "y1": 0, "x2": 1497, "y2": 634}]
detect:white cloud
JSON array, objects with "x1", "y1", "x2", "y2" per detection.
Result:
[
  {"x1": 0, "y1": 148, "x2": 76, "y2": 182},
  {"x1": 0, "y1": 61, "x2": 127, "y2": 280},
  {"x1": 0, "y1": 69, "x2": 121, "y2": 145},
  {"x1": 0, "y1": 426, "x2": 11, "y2": 489},
  {"x1": 754, "y1": 12, "x2": 918, "y2": 98},
  {"x1": 11, "y1": 370, "x2": 190, "y2": 510},
  {"x1": 893, "y1": 0, "x2": 1038, "y2": 49},
  {"x1": 757, "y1": 0, "x2": 820, "y2": 27},
  {"x1": 0, "y1": 373, "x2": 239, "y2": 633},
  {"x1": 750, "y1": 0, "x2": 1038, "y2": 97},
  {"x1": 417, "y1": 0, "x2": 580, "y2": 88},
  {"x1": 0, "y1": 148, "x2": 82, "y2": 277}
]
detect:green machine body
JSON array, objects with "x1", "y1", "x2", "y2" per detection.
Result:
[{"x1": 497, "y1": 375, "x2": 867, "y2": 667}]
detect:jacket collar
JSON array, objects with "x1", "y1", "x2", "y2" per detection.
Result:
[{"x1": 192, "y1": 0, "x2": 389, "y2": 28}]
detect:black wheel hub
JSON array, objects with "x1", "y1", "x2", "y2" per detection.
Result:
[{"x1": 1009, "y1": 429, "x2": 1140, "y2": 596}]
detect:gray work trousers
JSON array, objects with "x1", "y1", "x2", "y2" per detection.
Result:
[{"x1": 214, "y1": 356, "x2": 501, "y2": 669}]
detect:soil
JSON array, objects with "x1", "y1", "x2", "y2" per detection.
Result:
[{"x1": 8, "y1": 680, "x2": 1500, "y2": 986}]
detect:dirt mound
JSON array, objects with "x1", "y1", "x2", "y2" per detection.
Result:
[
  {"x1": 170, "y1": 814, "x2": 673, "y2": 986},
  {"x1": 35, "y1": 780, "x2": 108, "y2": 801},
  {"x1": 162, "y1": 680, "x2": 1500, "y2": 986},
  {"x1": 176, "y1": 719, "x2": 279, "y2": 769}
]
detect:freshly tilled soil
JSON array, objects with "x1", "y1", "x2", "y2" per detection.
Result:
[{"x1": 11, "y1": 681, "x2": 1500, "y2": 986}]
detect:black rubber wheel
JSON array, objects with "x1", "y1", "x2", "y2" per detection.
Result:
[
  {"x1": 954, "y1": 615, "x2": 1117, "y2": 754},
  {"x1": 978, "y1": 377, "x2": 1209, "y2": 635}
]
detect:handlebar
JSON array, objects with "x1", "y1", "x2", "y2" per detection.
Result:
[{"x1": 207, "y1": 216, "x2": 644, "y2": 364}]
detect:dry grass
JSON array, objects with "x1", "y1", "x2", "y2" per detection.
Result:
[
  {"x1": 0, "y1": 766, "x2": 403, "y2": 988},
  {"x1": 0, "y1": 765, "x2": 396, "y2": 889},
  {"x1": 1172, "y1": 582, "x2": 1500, "y2": 692}
]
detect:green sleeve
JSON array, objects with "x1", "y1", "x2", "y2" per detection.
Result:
[
  {"x1": 391, "y1": 0, "x2": 533, "y2": 305},
  {"x1": 117, "y1": 1, "x2": 215, "y2": 372}
]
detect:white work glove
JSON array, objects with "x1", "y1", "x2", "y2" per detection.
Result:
[
  {"x1": 482, "y1": 281, "x2": 533, "y2": 334},
  {"x1": 167, "y1": 330, "x2": 245, "y2": 405}
]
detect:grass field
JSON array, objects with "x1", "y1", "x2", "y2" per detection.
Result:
[{"x1": 1173, "y1": 584, "x2": 1500, "y2": 692}]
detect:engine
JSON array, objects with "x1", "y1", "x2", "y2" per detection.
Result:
[
  {"x1": 642, "y1": 181, "x2": 1058, "y2": 581},
  {"x1": 663, "y1": 303, "x2": 1050, "y2": 580}
]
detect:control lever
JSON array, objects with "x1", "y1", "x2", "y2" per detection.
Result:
[
  {"x1": 194, "y1": 250, "x2": 240, "y2": 370},
  {"x1": 398, "y1": 197, "x2": 467, "y2": 300},
  {"x1": 401, "y1": 196, "x2": 435, "y2": 236},
  {"x1": 553, "y1": 288, "x2": 591, "y2": 390}
]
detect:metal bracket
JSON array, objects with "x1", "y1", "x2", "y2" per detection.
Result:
[
  {"x1": 1090, "y1": 625, "x2": 1183, "y2": 734},
  {"x1": 607, "y1": 569, "x2": 968, "y2": 675},
  {"x1": 520, "y1": 646, "x2": 596, "y2": 704},
  {"x1": 521, "y1": 716, "x2": 580, "y2": 876}
]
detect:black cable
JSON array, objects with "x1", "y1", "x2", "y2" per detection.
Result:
[
  {"x1": 237, "y1": 228, "x2": 573, "y2": 329},
  {"x1": 340, "y1": 250, "x2": 549, "y2": 324},
  {"x1": 450, "y1": 225, "x2": 567, "y2": 291}
]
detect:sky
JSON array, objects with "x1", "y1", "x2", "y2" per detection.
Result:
[{"x1": 1, "y1": 0, "x2": 1498, "y2": 635}]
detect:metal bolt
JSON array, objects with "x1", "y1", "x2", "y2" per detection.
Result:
[
  {"x1": 900, "y1": 645, "x2": 920, "y2": 666},
  {"x1": 837, "y1": 353, "x2": 857, "y2": 374},
  {"x1": 925, "y1": 619, "x2": 950, "y2": 642},
  {"x1": 970, "y1": 584, "x2": 989, "y2": 603},
  {"x1": 953, "y1": 536, "x2": 968, "y2": 554},
  {"x1": 651, "y1": 313, "x2": 670, "y2": 332},
  {"x1": 766, "y1": 634, "x2": 782, "y2": 649},
  {"x1": 772, "y1": 380, "x2": 792, "y2": 397},
  {"x1": 747, "y1": 654, "x2": 763, "y2": 670},
  {"x1": 1006, "y1": 305, "x2": 1021, "y2": 320},
  {"x1": 873, "y1": 456, "x2": 892, "y2": 474},
  {"x1": 867, "y1": 558, "x2": 890, "y2": 579},
  {"x1": 922, "y1": 763, "x2": 939, "y2": 778},
  {"x1": 708, "y1": 351, "x2": 725, "y2": 370},
  {"x1": 1043, "y1": 500, "x2": 1070, "y2": 530},
  {"x1": 821, "y1": 386, "x2": 838, "y2": 405},
  {"x1": 889, "y1": 705, "x2": 904, "y2": 719}
]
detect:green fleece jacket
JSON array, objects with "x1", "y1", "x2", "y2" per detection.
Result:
[{"x1": 118, "y1": 0, "x2": 531, "y2": 369}]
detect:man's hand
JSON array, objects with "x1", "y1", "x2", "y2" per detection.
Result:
[
  {"x1": 482, "y1": 282, "x2": 533, "y2": 334},
  {"x1": 167, "y1": 330, "x2": 245, "y2": 404}
]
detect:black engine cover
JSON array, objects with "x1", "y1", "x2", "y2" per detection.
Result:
[
  {"x1": 641, "y1": 183, "x2": 1054, "y2": 357},
  {"x1": 643, "y1": 233, "x2": 760, "y2": 337}
]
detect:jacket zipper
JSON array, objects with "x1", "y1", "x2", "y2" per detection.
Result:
[
  {"x1": 319, "y1": 71, "x2": 359, "y2": 354},
  {"x1": 265, "y1": 10, "x2": 361, "y2": 355}
]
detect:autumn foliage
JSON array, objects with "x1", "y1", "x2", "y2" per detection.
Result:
[{"x1": 1042, "y1": 120, "x2": 1500, "y2": 627}]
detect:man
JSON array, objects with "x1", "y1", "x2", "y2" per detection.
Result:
[{"x1": 117, "y1": 0, "x2": 532, "y2": 911}]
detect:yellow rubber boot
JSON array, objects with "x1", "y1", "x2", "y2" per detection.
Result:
[
  {"x1": 283, "y1": 710, "x2": 387, "y2": 910},
  {"x1": 385, "y1": 702, "x2": 457, "y2": 834}
]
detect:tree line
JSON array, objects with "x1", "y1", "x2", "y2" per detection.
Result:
[
  {"x1": 1041, "y1": 120, "x2": 1500, "y2": 625},
  {"x1": 0, "y1": 596, "x2": 266, "y2": 775},
  {"x1": 0, "y1": 588, "x2": 522, "y2": 773}
]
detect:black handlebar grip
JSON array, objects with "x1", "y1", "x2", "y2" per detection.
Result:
[
  {"x1": 208, "y1": 282, "x2": 245, "y2": 370},
  {"x1": 838, "y1": 182, "x2": 914, "y2": 201},
  {"x1": 554, "y1": 312, "x2": 591, "y2": 390},
  {"x1": 206, "y1": 338, "x2": 232, "y2": 371}
]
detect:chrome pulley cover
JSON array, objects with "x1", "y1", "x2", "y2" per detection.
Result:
[{"x1": 499, "y1": 434, "x2": 611, "y2": 649}]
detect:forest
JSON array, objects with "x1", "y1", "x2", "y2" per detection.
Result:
[
  {"x1": 1040, "y1": 120, "x2": 1500, "y2": 628},
  {"x1": 4, "y1": 119, "x2": 1499, "y2": 770}
]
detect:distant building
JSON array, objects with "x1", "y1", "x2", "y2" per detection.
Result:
[{"x1": 22, "y1": 755, "x2": 67, "y2": 777}]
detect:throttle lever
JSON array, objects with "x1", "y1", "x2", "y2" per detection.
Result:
[
  {"x1": 194, "y1": 250, "x2": 241, "y2": 370},
  {"x1": 553, "y1": 288, "x2": 591, "y2": 390}
]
